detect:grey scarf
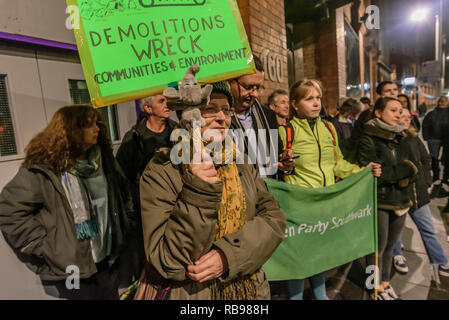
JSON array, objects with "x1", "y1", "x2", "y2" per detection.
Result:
[{"x1": 369, "y1": 118, "x2": 404, "y2": 133}]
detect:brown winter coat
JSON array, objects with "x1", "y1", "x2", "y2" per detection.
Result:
[{"x1": 139, "y1": 148, "x2": 286, "y2": 299}]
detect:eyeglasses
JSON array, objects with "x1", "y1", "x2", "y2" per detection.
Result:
[
  {"x1": 200, "y1": 105, "x2": 232, "y2": 118},
  {"x1": 233, "y1": 79, "x2": 264, "y2": 94}
]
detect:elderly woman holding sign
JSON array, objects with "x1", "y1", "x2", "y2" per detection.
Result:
[
  {"x1": 135, "y1": 67, "x2": 286, "y2": 300},
  {"x1": 279, "y1": 79, "x2": 381, "y2": 300}
]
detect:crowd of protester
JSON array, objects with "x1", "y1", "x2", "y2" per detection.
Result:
[{"x1": 1, "y1": 55, "x2": 449, "y2": 301}]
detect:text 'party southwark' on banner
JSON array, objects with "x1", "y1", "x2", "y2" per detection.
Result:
[
  {"x1": 66, "y1": 0, "x2": 255, "y2": 108},
  {"x1": 263, "y1": 169, "x2": 378, "y2": 281}
]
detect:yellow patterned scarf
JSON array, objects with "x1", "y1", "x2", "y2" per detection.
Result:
[
  {"x1": 207, "y1": 144, "x2": 258, "y2": 300},
  {"x1": 181, "y1": 141, "x2": 258, "y2": 299}
]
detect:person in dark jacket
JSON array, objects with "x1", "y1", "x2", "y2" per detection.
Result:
[
  {"x1": 116, "y1": 94, "x2": 177, "y2": 211},
  {"x1": 357, "y1": 97, "x2": 418, "y2": 300},
  {"x1": 268, "y1": 89, "x2": 290, "y2": 126},
  {"x1": 0, "y1": 105, "x2": 136, "y2": 300},
  {"x1": 418, "y1": 102, "x2": 428, "y2": 118},
  {"x1": 422, "y1": 95, "x2": 449, "y2": 182},
  {"x1": 360, "y1": 97, "x2": 371, "y2": 112},
  {"x1": 116, "y1": 94, "x2": 177, "y2": 283},
  {"x1": 398, "y1": 94, "x2": 420, "y2": 131},
  {"x1": 348, "y1": 82, "x2": 399, "y2": 164},
  {"x1": 331, "y1": 98, "x2": 363, "y2": 159},
  {"x1": 391, "y1": 108, "x2": 449, "y2": 276}
]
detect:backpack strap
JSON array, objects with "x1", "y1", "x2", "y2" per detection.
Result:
[
  {"x1": 323, "y1": 120, "x2": 338, "y2": 161},
  {"x1": 280, "y1": 122, "x2": 294, "y2": 151}
]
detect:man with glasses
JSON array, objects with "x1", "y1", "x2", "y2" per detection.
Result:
[{"x1": 227, "y1": 56, "x2": 293, "y2": 179}]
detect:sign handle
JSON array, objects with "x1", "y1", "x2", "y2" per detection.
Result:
[{"x1": 374, "y1": 252, "x2": 378, "y2": 300}]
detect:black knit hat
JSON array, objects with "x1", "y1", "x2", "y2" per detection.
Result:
[{"x1": 211, "y1": 81, "x2": 234, "y2": 108}]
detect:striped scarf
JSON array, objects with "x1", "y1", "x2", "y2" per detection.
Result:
[
  {"x1": 61, "y1": 146, "x2": 102, "y2": 240},
  {"x1": 61, "y1": 172, "x2": 99, "y2": 240}
]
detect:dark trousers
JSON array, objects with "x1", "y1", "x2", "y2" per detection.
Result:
[
  {"x1": 368, "y1": 209, "x2": 406, "y2": 283},
  {"x1": 43, "y1": 260, "x2": 120, "y2": 300},
  {"x1": 427, "y1": 139, "x2": 449, "y2": 181},
  {"x1": 428, "y1": 139, "x2": 442, "y2": 180}
]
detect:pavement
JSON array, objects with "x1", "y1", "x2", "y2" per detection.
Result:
[
  {"x1": 325, "y1": 182, "x2": 449, "y2": 300},
  {"x1": 326, "y1": 114, "x2": 449, "y2": 300}
]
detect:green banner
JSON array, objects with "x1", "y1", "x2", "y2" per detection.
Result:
[
  {"x1": 66, "y1": 0, "x2": 255, "y2": 108},
  {"x1": 263, "y1": 169, "x2": 378, "y2": 281}
]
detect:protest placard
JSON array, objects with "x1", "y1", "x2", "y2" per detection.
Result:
[{"x1": 66, "y1": 0, "x2": 255, "y2": 107}]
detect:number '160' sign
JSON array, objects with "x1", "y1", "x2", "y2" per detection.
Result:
[{"x1": 261, "y1": 49, "x2": 284, "y2": 83}]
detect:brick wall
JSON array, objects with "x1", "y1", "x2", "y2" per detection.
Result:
[
  {"x1": 291, "y1": 10, "x2": 347, "y2": 116},
  {"x1": 318, "y1": 11, "x2": 346, "y2": 115},
  {"x1": 236, "y1": 0, "x2": 289, "y2": 105}
]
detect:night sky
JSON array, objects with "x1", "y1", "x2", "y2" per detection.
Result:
[{"x1": 385, "y1": 0, "x2": 444, "y2": 62}]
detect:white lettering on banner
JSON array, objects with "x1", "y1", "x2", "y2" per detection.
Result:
[
  {"x1": 284, "y1": 204, "x2": 372, "y2": 238},
  {"x1": 330, "y1": 204, "x2": 372, "y2": 230},
  {"x1": 297, "y1": 220, "x2": 329, "y2": 236}
]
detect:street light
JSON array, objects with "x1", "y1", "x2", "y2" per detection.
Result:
[
  {"x1": 410, "y1": 2, "x2": 444, "y2": 98},
  {"x1": 410, "y1": 8, "x2": 429, "y2": 23}
]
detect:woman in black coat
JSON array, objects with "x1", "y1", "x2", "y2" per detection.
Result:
[
  {"x1": 398, "y1": 94, "x2": 420, "y2": 131},
  {"x1": 392, "y1": 108, "x2": 449, "y2": 276},
  {"x1": 357, "y1": 97, "x2": 417, "y2": 300}
]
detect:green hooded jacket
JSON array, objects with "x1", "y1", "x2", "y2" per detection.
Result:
[{"x1": 279, "y1": 116, "x2": 363, "y2": 188}]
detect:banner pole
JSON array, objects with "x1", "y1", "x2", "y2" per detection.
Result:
[
  {"x1": 373, "y1": 176, "x2": 378, "y2": 300},
  {"x1": 374, "y1": 252, "x2": 378, "y2": 300}
]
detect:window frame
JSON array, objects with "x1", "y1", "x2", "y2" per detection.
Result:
[
  {"x1": 0, "y1": 74, "x2": 23, "y2": 162},
  {"x1": 344, "y1": 18, "x2": 362, "y2": 99},
  {"x1": 67, "y1": 79, "x2": 121, "y2": 143}
]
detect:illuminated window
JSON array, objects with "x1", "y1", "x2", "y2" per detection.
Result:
[
  {"x1": 0, "y1": 75, "x2": 18, "y2": 157},
  {"x1": 345, "y1": 21, "x2": 361, "y2": 98}
]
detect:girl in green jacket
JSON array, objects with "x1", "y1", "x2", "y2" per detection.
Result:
[{"x1": 280, "y1": 79, "x2": 381, "y2": 300}]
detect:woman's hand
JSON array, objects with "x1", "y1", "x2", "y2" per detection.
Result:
[
  {"x1": 186, "y1": 249, "x2": 229, "y2": 283},
  {"x1": 189, "y1": 150, "x2": 220, "y2": 184},
  {"x1": 366, "y1": 162, "x2": 382, "y2": 177},
  {"x1": 278, "y1": 149, "x2": 295, "y2": 172}
]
